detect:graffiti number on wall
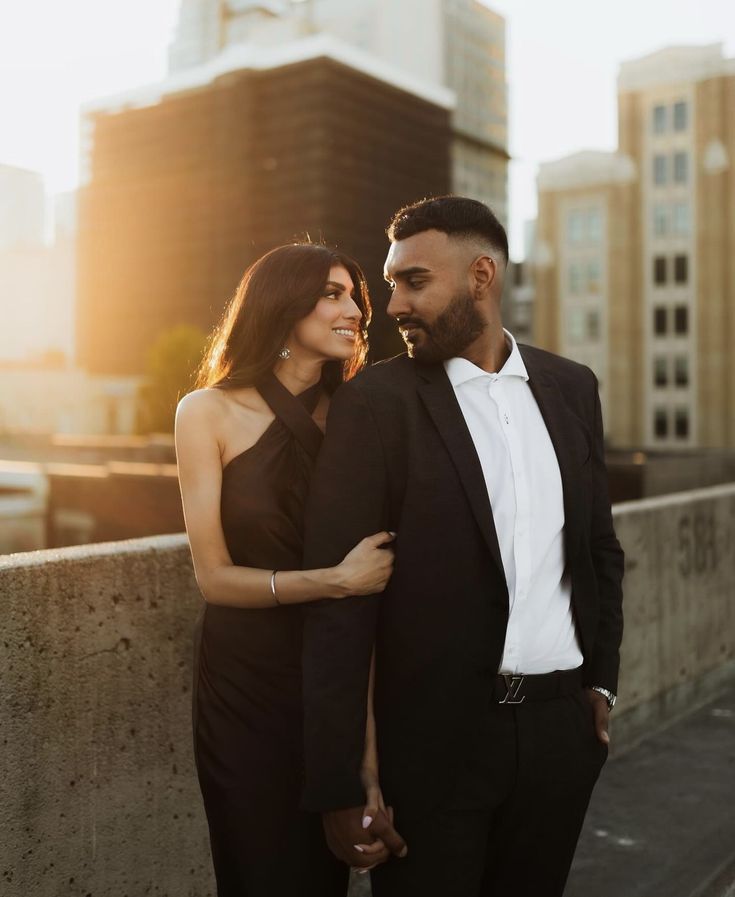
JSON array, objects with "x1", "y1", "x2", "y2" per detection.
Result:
[{"x1": 678, "y1": 512, "x2": 717, "y2": 578}]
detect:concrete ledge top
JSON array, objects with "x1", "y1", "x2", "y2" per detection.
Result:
[
  {"x1": 0, "y1": 532, "x2": 189, "y2": 571},
  {"x1": 612, "y1": 481, "x2": 735, "y2": 515},
  {"x1": 2, "y1": 479, "x2": 734, "y2": 570}
]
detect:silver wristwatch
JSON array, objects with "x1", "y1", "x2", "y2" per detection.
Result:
[{"x1": 590, "y1": 686, "x2": 616, "y2": 711}]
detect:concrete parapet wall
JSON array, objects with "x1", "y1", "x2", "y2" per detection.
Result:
[
  {"x1": 1, "y1": 485, "x2": 734, "y2": 894},
  {"x1": 613, "y1": 483, "x2": 735, "y2": 744},
  {"x1": 0, "y1": 535, "x2": 213, "y2": 897}
]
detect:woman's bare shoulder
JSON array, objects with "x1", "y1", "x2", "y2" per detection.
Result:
[
  {"x1": 176, "y1": 387, "x2": 274, "y2": 464},
  {"x1": 176, "y1": 387, "x2": 228, "y2": 426},
  {"x1": 178, "y1": 385, "x2": 268, "y2": 413}
]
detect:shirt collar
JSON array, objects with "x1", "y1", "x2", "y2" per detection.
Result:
[{"x1": 444, "y1": 329, "x2": 529, "y2": 388}]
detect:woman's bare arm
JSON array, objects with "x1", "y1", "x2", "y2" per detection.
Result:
[
  {"x1": 362, "y1": 648, "x2": 380, "y2": 788},
  {"x1": 354, "y1": 647, "x2": 401, "y2": 870},
  {"x1": 175, "y1": 391, "x2": 393, "y2": 608}
]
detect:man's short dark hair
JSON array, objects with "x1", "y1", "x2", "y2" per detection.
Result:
[{"x1": 387, "y1": 195, "x2": 509, "y2": 265}]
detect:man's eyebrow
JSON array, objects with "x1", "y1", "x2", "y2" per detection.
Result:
[{"x1": 383, "y1": 266, "x2": 432, "y2": 282}]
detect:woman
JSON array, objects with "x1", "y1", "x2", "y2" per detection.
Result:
[{"x1": 175, "y1": 243, "x2": 393, "y2": 896}]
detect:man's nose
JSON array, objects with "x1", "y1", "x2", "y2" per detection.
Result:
[{"x1": 386, "y1": 288, "x2": 408, "y2": 320}]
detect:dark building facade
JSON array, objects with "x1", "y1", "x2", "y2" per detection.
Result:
[{"x1": 77, "y1": 55, "x2": 452, "y2": 374}]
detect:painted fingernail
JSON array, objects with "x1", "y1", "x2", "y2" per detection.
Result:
[
  {"x1": 399, "y1": 846, "x2": 408, "y2": 858},
  {"x1": 388, "y1": 531, "x2": 397, "y2": 537},
  {"x1": 353, "y1": 845, "x2": 364, "y2": 853},
  {"x1": 362, "y1": 815, "x2": 373, "y2": 829}
]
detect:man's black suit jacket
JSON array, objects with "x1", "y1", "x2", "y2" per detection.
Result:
[{"x1": 301, "y1": 345, "x2": 624, "y2": 813}]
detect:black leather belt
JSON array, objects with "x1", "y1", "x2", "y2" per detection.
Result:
[{"x1": 493, "y1": 668, "x2": 582, "y2": 705}]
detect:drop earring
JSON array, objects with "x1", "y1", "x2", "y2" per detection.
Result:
[{"x1": 278, "y1": 347, "x2": 291, "y2": 360}]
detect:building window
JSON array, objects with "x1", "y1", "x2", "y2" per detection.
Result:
[
  {"x1": 653, "y1": 204, "x2": 668, "y2": 236},
  {"x1": 586, "y1": 259, "x2": 602, "y2": 293},
  {"x1": 587, "y1": 310, "x2": 601, "y2": 340},
  {"x1": 654, "y1": 408, "x2": 668, "y2": 438},
  {"x1": 567, "y1": 308, "x2": 586, "y2": 343},
  {"x1": 673, "y1": 101, "x2": 687, "y2": 131},
  {"x1": 675, "y1": 408, "x2": 689, "y2": 439},
  {"x1": 568, "y1": 211, "x2": 584, "y2": 244},
  {"x1": 587, "y1": 208, "x2": 602, "y2": 243},
  {"x1": 653, "y1": 154, "x2": 667, "y2": 185},
  {"x1": 654, "y1": 306, "x2": 668, "y2": 335},
  {"x1": 653, "y1": 104, "x2": 667, "y2": 134},
  {"x1": 674, "y1": 254, "x2": 688, "y2": 284},
  {"x1": 674, "y1": 305, "x2": 689, "y2": 334},
  {"x1": 673, "y1": 151, "x2": 688, "y2": 184},
  {"x1": 569, "y1": 263, "x2": 583, "y2": 294},
  {"x1": 654, "y1": 256, "x2": 667, "y2": 284},
  {"x1": 674, "y1": 356, "x2": 689, "y2": 387},
  {"x1": 673, "y1": 202, "x2": 690, "y2": 235},
  {"x1": 654, "y1": 357, "x2": 668, "y2": 387}
]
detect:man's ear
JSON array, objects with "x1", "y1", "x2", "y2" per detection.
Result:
[{"x1": 471, "y1": 255, "x2": 497, "y2": 294}]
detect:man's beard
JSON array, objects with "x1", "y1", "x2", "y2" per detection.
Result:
[{"x1": 399, "y1": 291, "x2": 486, "y2": 363}]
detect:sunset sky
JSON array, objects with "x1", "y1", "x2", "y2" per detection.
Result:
[{"x1": 0, "y1": 0, "x2": 733, "y2": 256}]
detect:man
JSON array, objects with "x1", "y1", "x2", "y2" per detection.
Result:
[{"x1": 301, "y1": 196, "x2": 624, "y2": 896}]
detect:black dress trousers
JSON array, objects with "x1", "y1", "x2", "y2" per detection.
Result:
[{"x1": 371, "y1": 688, "x2": 608, "y2": 897}]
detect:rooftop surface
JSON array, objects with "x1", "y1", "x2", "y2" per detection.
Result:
[{"x1": 567, "y1": 679, "x2": 735, "y2": 897}]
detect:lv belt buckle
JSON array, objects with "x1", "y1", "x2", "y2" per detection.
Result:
[{"x1": 499, "y1": 674, "x2": 526, "y2": 705}]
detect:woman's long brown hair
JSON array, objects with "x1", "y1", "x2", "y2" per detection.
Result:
[{"x1": 196, "y1": 243, "x2": 371, "y2": 394}]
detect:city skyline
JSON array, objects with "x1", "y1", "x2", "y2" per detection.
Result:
[{"x1": 1, "y1": 0, "x2": 733, "y2": 259}]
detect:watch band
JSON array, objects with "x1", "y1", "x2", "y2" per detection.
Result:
[{"x1": 590, "y1": 685, "x2": 616, "y2": 711}]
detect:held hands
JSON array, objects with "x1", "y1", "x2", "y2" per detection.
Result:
[
  {"x1": 585, "y1": 687, "x2": 611, "y2": 745},
  {"x1": 336, "y1": 532, "x2": 396, "y2": 597},
  {"x1": 322, "y1": 798, "x2": 407, "y2": 874},
  {"x1": 351, "y1": 768, "x2": 407, "y2": 874}
]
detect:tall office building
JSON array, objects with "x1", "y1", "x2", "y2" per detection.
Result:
[
  {"x1": 77, "y1": 37, "x2": 452, "y2": 375},
  {"x1": 0, "y1": 164, "x2": 45, "y2": 250},
  {"x1": 534, "y1": 44, "x2": 735, "y2": 449},
  {"x1": 0, "y1": 167, "x2": 75, "y2": 365},
  {"x1": 168, "y1": 0, "x2": 508, "y2": 220},
  {"x1": 534, "y1": 151, "x2": 638, "y2": 444}
]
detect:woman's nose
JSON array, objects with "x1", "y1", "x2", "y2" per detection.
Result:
[{"x1": 344, "y1": 297, "x2": 363, "y2": 321}]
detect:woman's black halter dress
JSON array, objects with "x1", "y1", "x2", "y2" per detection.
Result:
[{"x1": 193, "y1": 374, "x2": 348, "y2": 896}]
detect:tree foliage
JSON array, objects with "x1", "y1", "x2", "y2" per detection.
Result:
[{"x1": 136, "y1": 324, "x2": 207, "y2": 434}]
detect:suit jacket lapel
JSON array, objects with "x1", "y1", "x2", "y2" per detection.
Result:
[
  {"x1": 415, "y1": 362, "x2": 507, "y2": 590},
  {"x1": 522, "y1": 349, "x2": 586, "y2": 565}
]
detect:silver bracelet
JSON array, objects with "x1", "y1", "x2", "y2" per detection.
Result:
[{"x1": 269, "y1": 570, "x2": 280, "y2": 605}]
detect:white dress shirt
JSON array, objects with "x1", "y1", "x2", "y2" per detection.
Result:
[{"x1": 444, "y1": 330, "x2": 583, "y2": 675}]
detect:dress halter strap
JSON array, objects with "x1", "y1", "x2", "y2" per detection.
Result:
[{"x1": 255, "y1": 372, "x2": 324, "y2": 460}]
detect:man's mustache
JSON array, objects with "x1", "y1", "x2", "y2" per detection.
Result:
[{"x1": 396, "y1": 318, "x2": 428, "y2": 331}]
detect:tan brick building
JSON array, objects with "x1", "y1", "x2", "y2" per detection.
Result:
[{"x1": 534, "y1": 44, "x2": 735, "y2": 449}]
